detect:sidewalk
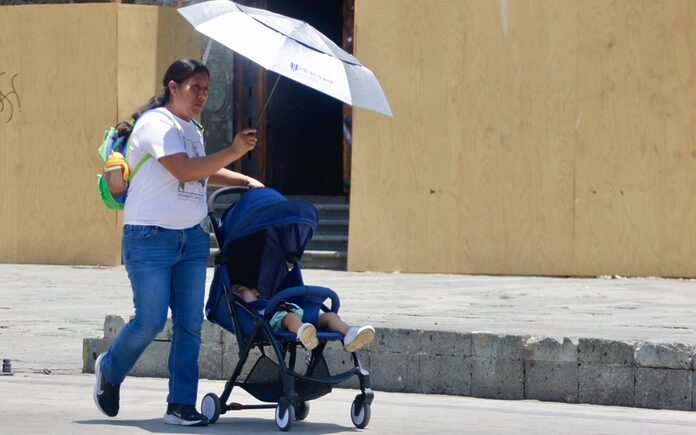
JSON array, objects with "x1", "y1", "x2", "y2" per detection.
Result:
[
  {"x1": 4, "y1": 373, "x2": 696, "y2": 434},
  {"x1": 2, "y1": 264, "x2": 696, "y2": 409}
]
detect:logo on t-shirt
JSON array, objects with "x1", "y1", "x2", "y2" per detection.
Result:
[{"x1": 177, "y1": 136, "x2": 206, "y2": 202}]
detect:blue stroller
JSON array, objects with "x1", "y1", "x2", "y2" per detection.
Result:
[{"x1": 202, "y1": 187, "x2": 374, "y2": 431}]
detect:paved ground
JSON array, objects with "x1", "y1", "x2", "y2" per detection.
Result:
[
  {"x1": 2, "y1": 373, "x2": 696, "y2": 434},
  {"x1": 1, "y1": 264, "x2": 696, "y2": 374}
]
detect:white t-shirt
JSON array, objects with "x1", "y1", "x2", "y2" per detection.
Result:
[{"x1": 123, "y1": 107, "x2": 208, "y2": 229}]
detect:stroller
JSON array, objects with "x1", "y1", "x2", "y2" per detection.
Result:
[{"x1": 202, "y1": 186, "x2": 374, "y2": 431}]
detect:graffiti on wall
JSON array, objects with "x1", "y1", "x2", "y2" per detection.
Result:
[{"x1": 0, "y1": 72, "x2": 21, "y2": 123}]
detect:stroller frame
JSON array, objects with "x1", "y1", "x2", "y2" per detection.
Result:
[{"x1": 202, "y1": 187, "x2": 374, "y2": 431}]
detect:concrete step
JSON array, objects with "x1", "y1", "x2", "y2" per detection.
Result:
[
  {"x1": 84, "y1": 316, "x2": 696, "y2": 412},
  {"x1": 316, "y1": 218, "x2": 349, "y2": 236},
  {"x1": 208, "y1": 248, "x2": 218, "y2": 267},
  {"x1": 209, "y1": 248, "x2": 348, "y2": 270},
  {"x1": 307, "y1": 234, "x2": 348, "y2": 252},
  {"x1": 208, "y1": 232, "x2": 348, "y2": 253},
  {"x1": 206, "y1": 194, "x2": 350, "y2": 271},
  {"x1": 314, "y1": 203, "x2": 349, "y2": 221},
  {"x1": 301, "y1": 250, "x2": 347, "y2": 270}
]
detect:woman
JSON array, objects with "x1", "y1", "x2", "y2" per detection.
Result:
[{"x1": 93, "y1": 58, "x2": 262, "y2": 427}]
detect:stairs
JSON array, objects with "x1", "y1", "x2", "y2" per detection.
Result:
[
  {"x1": 207, "y1": 196, "x2": 349, "y2": 270},
  {"x1": 302, "y1": 203, "x2": 349, "y2": 270}
]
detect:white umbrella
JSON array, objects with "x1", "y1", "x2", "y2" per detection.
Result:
[{"x1": 178, "y1": 0, "x2": 392, "y2": 118}]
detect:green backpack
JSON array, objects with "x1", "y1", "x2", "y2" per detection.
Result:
[
  {"x1": 97, "y1": 114, "x2": 204, "y2": 210},
  {"x1": 97, "y1": 121, "x2": 151, "y2": 210}
]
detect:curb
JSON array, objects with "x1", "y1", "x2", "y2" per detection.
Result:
[{"x1": 83, "y1": 315, "x2": 695, "y2": 411}]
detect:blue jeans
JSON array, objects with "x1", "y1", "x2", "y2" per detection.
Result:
[{"x1": 100, "y1": 224, "x2": 209, "y2": 405}]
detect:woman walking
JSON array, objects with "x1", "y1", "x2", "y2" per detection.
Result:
[{"x1": 93, "y1": 58, "x2": 262, "y2": 426}]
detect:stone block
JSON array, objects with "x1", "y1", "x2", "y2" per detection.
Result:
[
  {"x1": 525, "y1": 337, "x2": 577, "y2": 363},
  {"x1": 377, "y1": 328, "x2": 424, "y2": 354},
  {"x1": 103, "y1": 315, "x2": 125, "y2": 339},
  {"x1": 524, "y1": 361, "x2": 578, "y2": 403},
  {"x1": 221, "y1": 332, "x2": 274, "y2": 381},
  {"x1": 578, "y1": 364, "x2": 634, "y2": 406},
  {"x1": 119, "y1": 316, "x2": 220, "y2": 344},
  {"x1": 322, "y1": 340, "x2": 367, "y2": 389},
  {"x1": 82, "y1": 338, "x2": 111, "y2": 373},
  {"x1": 634, "y1": 368, "x2": 691, "y2": 410},
  {"x1": 378, "y1": 329, "x2": 471, "y2": 356},
  {"x1": 423, "y1": 331, "x2": 472, "y2": 356},
  {"x1": 470, "y1": 356, "x2": 524, "y2": 400},
  {"x1": 693, "y1": 370, "x2": 696, "y2": 411},
  {"x1": 472, "y1": 333, "x2": 525, "y2": 360},
  {"x1": 201, "y1": 320, "x2": 223, "y2": 345},
  {"x1": 634, "y1": 343, "x2": 691, "y2": 369},
  {"x1": 419, "y1": 354, "x2": 470, "y2": 395},
  {"x1": 368, "y1": 350, "x2": 420, "y2": 393},
  {"x1": 577, "y1": 338, "x2": 634, "y2": 366},
  {"x1": 130, "y1": 341, "x2": 170, "y2": 378},
  {"x1": 198, "y1": 341, "x2": 223, "y2": 380}
]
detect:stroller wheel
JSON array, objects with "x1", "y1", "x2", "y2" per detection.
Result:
[
  {"x1": 350, "y1": 397, "x2": 371, "y2": 429},
  {"x1": 201, "y1": 393, "x2": 221, "y2": 424},
  {"x1": 275, "y1": 400, "x2": 295, "y2": 431},
  {"x1": 295, "y1": 401, "x2": 310, "y2": 421}
]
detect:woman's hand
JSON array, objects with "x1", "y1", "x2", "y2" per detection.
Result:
[
  {"x1": 208, "y1": 169, "x2": 265, "y2": 188},
  {"x1": 230, "y1": 128, "x2": 257, "y2": 155},
  {"x1": 243, "y1": 176, "x2": 264, "y2": 189}
]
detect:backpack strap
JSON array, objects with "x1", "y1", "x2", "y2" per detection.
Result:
[
  {"x1": 126, "y1": 109, "x2": 203, "y2": 182},
  {"x1": 191, "y1": 118, "x2": 205, "y2": 132},
  {"x1": 128, "y1": 154, "x2": 152, "y2": 181}
]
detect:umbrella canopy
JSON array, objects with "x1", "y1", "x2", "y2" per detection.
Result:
[{"x1": 178, "y1": 0, "x2": 392, "y2": 116}]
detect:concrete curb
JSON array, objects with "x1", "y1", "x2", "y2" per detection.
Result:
[{"x1": 83, "y1": 316, "x2": 696, "y2": 411}]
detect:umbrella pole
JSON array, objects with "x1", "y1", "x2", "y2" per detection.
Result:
[{"x1": 253, "y1": 74, "x2": 282, "y2": 129}]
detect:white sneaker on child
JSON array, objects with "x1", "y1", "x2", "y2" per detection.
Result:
[
  {"x1": 296, "y1": 323, "x2": 318, "y2": 350},
  {"x1": 343, "y1": 325, "x2": 375, "y2": 352}
]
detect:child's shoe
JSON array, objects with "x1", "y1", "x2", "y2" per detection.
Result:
[
  {"x1": 296, "y1": 323, "x2": 318, "y2": 350},
  {"x1": 343, "y1": 325, "x2": 375, "y2": 352}
]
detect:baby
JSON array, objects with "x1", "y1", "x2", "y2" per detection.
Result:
[{"x1": 232, "y1": 284, "x2": 375, "y2": 352}]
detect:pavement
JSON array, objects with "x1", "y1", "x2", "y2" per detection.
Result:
[
  {"x1": 3, "y1": 373, "x2": 696, "y2": 434},
  {"x1": 2, "y1": 264, "x2": 696, "y2": 410}
]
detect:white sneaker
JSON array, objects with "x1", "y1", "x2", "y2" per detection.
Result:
[
  {"x1": 343, "y1": 325, "x2": 375, "y2": 352},
  {"x1": 296, "y1": 323, "x2": 318, "y2": 350}
]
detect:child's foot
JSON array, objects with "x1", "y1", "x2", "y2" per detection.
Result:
[
  {"x1": 343, "y1": 325, "x2": 375, "y2": 352},
  {"x1": 296, "y1": 323, "x2": 318, "y2": 350}
]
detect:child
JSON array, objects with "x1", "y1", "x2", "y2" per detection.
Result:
[{"x1": 232, "y1": 284, "x2": 375, "y2": 352}]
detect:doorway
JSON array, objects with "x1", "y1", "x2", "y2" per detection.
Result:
[{"x1": 231, "y1": 0, "x2": 351, "y2": 197}]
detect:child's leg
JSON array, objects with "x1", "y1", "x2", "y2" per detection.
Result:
[
  {"x1": 281, "y1": 312, "x2": 318, "y2": 350},
  {"x1": 320, "y1": 312, "x2": 376, "y2": 352},
  {"x1": 317, "y1": 312, "x2": 350, "y2": 335},
  {"x1": 280, "y1": 312, "x2": 303, "y2": 333}
]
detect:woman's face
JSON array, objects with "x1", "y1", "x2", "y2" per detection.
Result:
[{"x1": 169, "y1": 71, "x2": 209, "y2": 120}]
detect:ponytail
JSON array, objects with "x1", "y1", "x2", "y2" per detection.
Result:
[{"x1": 117, "y1": 58, "x2": 209, "y2": 136}]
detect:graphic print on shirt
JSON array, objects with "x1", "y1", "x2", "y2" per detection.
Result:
[{"x1": 177, "y1": 135, "x2": 207, "y2": 202}]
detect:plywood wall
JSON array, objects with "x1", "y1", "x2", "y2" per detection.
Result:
[
  {"x1": 350, "y1": 0, "x2": 696, "y2": 277},
  {"x1": 0, "y1": 4, "x2": 198, "y2": 265}
]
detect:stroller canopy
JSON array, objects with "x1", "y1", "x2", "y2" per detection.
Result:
[
  {"x1": 218, "y1": 187, "x2": 318, "y2": 248},
  {"x1": 216, "y1": 187, "x2": 318, "y2": 299}
]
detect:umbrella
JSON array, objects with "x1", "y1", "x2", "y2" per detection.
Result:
[{"x1": 178, "y1": 0, "x2": 392, "y2": 120}]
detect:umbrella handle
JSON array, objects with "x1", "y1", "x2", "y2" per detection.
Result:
[{"x1": 253, "y1": 74, "x2": 282, "y2": 130}]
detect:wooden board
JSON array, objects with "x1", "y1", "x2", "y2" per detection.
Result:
[
  {"x1": 0, "y1": 4, "x2": 199, "y2": 265},
  {"x1": 350, "y1": 0, "x2": 696, "y2": 277}
]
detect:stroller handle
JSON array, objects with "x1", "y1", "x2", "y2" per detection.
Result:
[
  {"x1": 207, "y1": 186, "x2": 250, "y2": 214},
  {"x1": 265, "y1": 285, "x2": 340, "y2": 318}
]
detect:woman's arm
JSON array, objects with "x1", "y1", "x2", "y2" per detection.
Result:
[
  {"x1": 209, "y1": 168, "x2": 264, "y2": 188},
  {"x1": 158, "y1": 129, "x2": 257, "y2": 182}
]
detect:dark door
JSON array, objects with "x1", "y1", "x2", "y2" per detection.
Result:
[{"x1": 233, "y1": 0, "x2": 345, "y2": 196}]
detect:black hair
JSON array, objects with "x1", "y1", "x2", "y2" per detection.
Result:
[{"x1": 116, "y1": 58, "x2": 210, "y2": 136}]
